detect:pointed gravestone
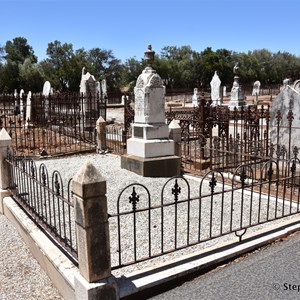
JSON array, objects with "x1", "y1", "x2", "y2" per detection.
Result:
[
  {"x1": 25, "y1": 91, "x2": 32, "y2": 128},
  {"x1": 192, "y1": 88, "x2": 199, "y2": 107},
  {"x1": 42, "y1": 81, "x2": 51, "y2": 97},
  {"x1": 228, "y1": 63, "x2": 246, "y2": 109},
  {"x1": 19, "y1": 89, "x2": 25, "y2": 117},
  {"x1": 210, "y1": 71, "x2": 222, "y2": 106}
]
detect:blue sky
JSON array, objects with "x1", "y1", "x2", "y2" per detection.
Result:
[{"x1": 1, "y1": 0, "x2": 299, "y2": 63}]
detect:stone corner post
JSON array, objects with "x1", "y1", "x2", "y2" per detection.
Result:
[
  {"x1": 0, "y1": 128, "x2": 12, "y2": 214},
  {"x1": 96, "y1": 116, "x2": 106, "y2": 153},
  {"x1": 72, "y1": 160, "x2": 111, "y2": 282},
  {"x1": 169, "y1": 119, "x2": 182, "y2": 157}
]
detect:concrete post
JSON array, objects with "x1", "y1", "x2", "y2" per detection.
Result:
[
  {"x1": 169, "y1": 119, "x2": 182, "y2": 157},
  {"x1": 73, "y1": 160, "x2": 111, "y2": 282},
  {"x1": 0, "y1": 128, "x2": 12, "y2": 214},
  {"x1": 96, "y1": 116, "x2": 106, "y2": 153}
]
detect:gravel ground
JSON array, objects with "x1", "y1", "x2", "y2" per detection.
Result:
[
  {"x1": 0, "y1": 214, "x2": 62, "y2": 300},
  {"x1": 1, "y1": 152, "x2": 298, "y2": 299}
]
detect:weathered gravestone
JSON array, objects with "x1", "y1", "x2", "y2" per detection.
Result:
[
  {"x1": 192, "y1": 88, "x2": 199, "y2": 106},
  {"x1": 252, "y1": 80, "x2": 261, "y2": 96},
  {"x1": 42, "y1": 81, "x2": 51, "y2": 117},
  {"x1": 42, "y1": 81, "x2": 51, "y2": 97},
  {"x1": 25, "y1": 91, "x2": 32, "y2": 128},
  {"x1": 270, "y1": 79, "x2": 300, "y2": 156},
  {"x1": 19, "y1": 89, "x2": 25, "y2": 117},
  {"x1": 228, "y1": 63, "x2": 246, "y2": 108},
  {"x1": 210, "y1": 71, "x2": 222, "y2": 106},
  {"x1": 79, "y1": 68, "x2": 98, "y2": 130}
]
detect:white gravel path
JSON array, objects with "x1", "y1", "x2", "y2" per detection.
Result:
[{"x1": 0, "y1": 214, "x2": 62, "y2": 300}]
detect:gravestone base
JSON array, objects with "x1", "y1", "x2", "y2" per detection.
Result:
[
  {"x1": 121, "y1": 154, "x2": 181, "y2": 177},
  {"x1": 127, "y1": 137, "x2": 175, "y2": 158}
]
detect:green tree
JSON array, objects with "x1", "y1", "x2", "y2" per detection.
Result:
[
  {"x1": 5, "y1": 37, "x2": 37, "y2": 64},
  {"x1": 19, "y1": 58, "x2": 44, "y2": 92},
  {"x1": 88, "y1": 48, "x2": 123, "y2": 91},
  {"x1": 42, "y1": 40, "x2": 74, "y2": 91},
  {"x1": 120, "y1": 57, "x2": 144, "y2": 90},
  {"x1": 0, "y1": 37, "x2": 38, "y2": 92}
]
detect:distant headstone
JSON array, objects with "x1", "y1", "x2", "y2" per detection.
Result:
[
  {"x1": 101, "y1": 79, "x2": 107, "y2": 97},
  {"x1": 79, "y1": 67, "x2": 98, "y2": 130},
  {"x1": 192, "y1": 88, "x2": 199, "y2": 106},
  {"x1": 25, "y1": 91, "x2": 32, "y2": 128},
  {"x1": 79, "y1": 67, "x2": 96, "y2": 95},
  {"x1": 252, "y1": 80, "x2": 261, "y2": 96},
  {"x1": 42, "y1": 81, "x2": 51, "y2": 97},
  {"x1": 223, "y1": 86, "x2": 227, "y2": 97},
  {"x1": 19, "y1": 89, "x2": 25, "y2": 117},
  {"x1": 228, "y1": 75, "x2": 246, "y2": 109},
  {"x1": 13, "y1": 89, "x2": 19, "y2": 115},
  {"x1": 210, "y1": 71, "x2": 221, "y2": 105},
  {"x1": 96, "y1": 81, "x2": 101, "y2": 96}
]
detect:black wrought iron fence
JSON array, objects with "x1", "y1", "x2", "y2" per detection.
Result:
[
  {"x1": 0, "y1": 92, "x2": 106, "y2": 156},
  {"x1": 5, "y1": 149, "x2": 78, "y2": 265},
  {"x1": 109, "y1": 156, "x2": 300, "y2": 270}
]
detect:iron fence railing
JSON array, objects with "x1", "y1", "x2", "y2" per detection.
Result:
[
  {"x1": 6, "y1": 149, "x2": 78, "y2": 265},
  {"x1": 109, "y1": 157, "x2": 300, "y2": 270},
  {"x1": 0, "y1": 92, "x2": 105, "y2": 156}
]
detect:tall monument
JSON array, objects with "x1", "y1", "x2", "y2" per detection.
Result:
[
  {"x1": 228, "y1": 63, "x2": 246, "y2": 108},
  {"x1": 121, "y1": 45, "x2": 181, "y2": 177}
]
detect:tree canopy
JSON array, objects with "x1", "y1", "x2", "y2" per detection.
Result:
[{"x1": 1, "y1": 36, "x2": 300, "y2": 93}]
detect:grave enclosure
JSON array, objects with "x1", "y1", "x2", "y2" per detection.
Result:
[{"x1": 1, "y1": 45, "x2": 300, "y2": 299}]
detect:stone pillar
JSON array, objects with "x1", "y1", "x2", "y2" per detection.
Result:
[
  {"x1": 169, "y1": 120, "x2": 181, "y2": 157},
  {"x1": 96, "y1": 116, "x2": 106, "y2": 153},
  {"x1": 72, "y1": 161, "x2": 111, "y2": 282},
  {"x1": 0, "y1": 128, "x2": 12, "y2": 214}
]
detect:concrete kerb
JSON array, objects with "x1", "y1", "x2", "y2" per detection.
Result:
[{"x1": 117, "y1": 216, "x2": 300, "y2": 299}]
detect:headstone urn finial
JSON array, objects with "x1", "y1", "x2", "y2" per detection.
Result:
[{"x1": 144, "y1": 44, "x2": 155, "y2": 68}]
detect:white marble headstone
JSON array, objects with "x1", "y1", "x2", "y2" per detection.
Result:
[
  {"x1": 210, "y1": 71, "x2": 221, "y2": 105},
  {"x1": 42, "y1": 81, "x2": 51, "y2": 97},
  {"x1": 252, "y1": 80, "x2": 261, "y2": 96},
  {"x1": 25, "y1": 91, "x2": 32, "y2": 127},
  {"x1": 192, "y1": 88, "x2": 198, "y2": 106},
  {"x1": 101, "y1": 79, "x2": 107, "y2": 96}
]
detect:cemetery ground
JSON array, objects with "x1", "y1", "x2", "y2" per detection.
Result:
[
  {"x1": 1, "y1": 88, "x2": 299, "y2": 299},
  {"x1": 2, "y1": 150, "x2": 300, "y2": 299}
]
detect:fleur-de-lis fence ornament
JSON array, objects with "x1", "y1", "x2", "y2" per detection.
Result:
[
  {"x1": 209, "y1": 173, "x2": 217, "y2": 193},
  {"x1": 268, "y1": 163, "x2": 274, "y2": 181},
  {"x1": 172, "y1": 179, "x2": 181, "y2": 202},
  {"x1": 240, "y1": 167, "x2": 247, "y2": 187},
  {"x1": 293, "y1": 146, "x2": 299, "y2": 160},
  {"x1": 129, "y1": 187, "x2": 139, "y2": 211},
  {"x1": 54, "y1": 173, "x2": 60, "y2": 196},
  {"x1": 30, "y1": 161, "x2": 35, "y2": 179}
]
